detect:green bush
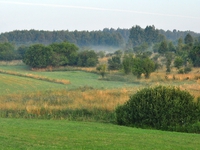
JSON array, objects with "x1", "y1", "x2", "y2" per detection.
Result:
[{"x1": 115, "y1": 86, "x2": 200, "y2": 133}]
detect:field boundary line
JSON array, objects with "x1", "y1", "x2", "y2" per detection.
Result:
[{"x1": 0, "y1": 69, "x2": 70, "y2": 85}]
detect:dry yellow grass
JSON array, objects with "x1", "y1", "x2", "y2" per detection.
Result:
[
  {"x1": 98, "y1": 57, "x2": 109, "y2": 64},
  {"x1": 0, "y1": 88, "x2": 137, "y2": 115},
  {"x1": 0, "y1": 83, "x2": 200, "y2": 116}
]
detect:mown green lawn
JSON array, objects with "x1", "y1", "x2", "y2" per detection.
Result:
[{"x1": 0, "y1": 118, "x2": 199, "y2": 150}]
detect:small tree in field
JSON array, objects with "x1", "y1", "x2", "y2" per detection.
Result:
[
  {"x1": 108, "y1": 56, "x2": 121, "y2": 70},
  {"x1": 122, "y1": 54, "x2": 155, "y2": 79},
  {"x1": 174, "y1": 56, "x2": 184, "y2": 69},
  {"x1": 132, "y1": 57, "x2": 155, "y2": 79},
  {"x1": 122, "y1": 54, "x2": 134, "y2": 75},
  {"x1": 96, "y1": 64, "x2": 107, "y2": 78}
]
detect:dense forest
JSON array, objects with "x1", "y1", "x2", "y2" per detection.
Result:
[{"x1": 0, "y1": 25, "x2": 199, "y2": 48}]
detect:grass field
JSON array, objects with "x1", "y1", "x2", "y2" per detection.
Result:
[
  {"x1": 0, "y1": 65, "x2": 200, "y2": 119},
  {"x1": 0, "y1": 118, "x2": 200, "y2": 150},
  {"x1": 0, "y1": 64, "x2": 200, "y2": 149},
  {"x1": 0, "y1": 65, "x2": 140, "y2": 95},
  {"x1": 0, "y1": 73, "x2": 67, "y2": 95}
]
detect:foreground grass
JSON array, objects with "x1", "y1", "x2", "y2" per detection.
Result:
[{"x1": 0, "y1": 118, "x2": 200, "y2": 150}]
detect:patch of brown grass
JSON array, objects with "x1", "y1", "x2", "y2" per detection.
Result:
[
  {"x1": 0, "y1": 88, "x2": 137, "y2": 115},
  {"x1": 98, "y1": 57, "x2": 109, "y2": 64}
]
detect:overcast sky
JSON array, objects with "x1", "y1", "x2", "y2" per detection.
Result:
[{"x1": 0, "y1": 0, "x2": 200, "y2": 33}]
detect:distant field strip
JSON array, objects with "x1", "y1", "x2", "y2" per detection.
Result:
[
  {"x1": 0, "y1": 69, "x2": 70, "y2": 85},
  {"x1": 0, "y1": 74, "x2": 67, "y2": 95}
]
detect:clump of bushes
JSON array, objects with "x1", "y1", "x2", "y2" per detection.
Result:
[
  {"x1": 178, "y1": 66, "x2": 192, "y2": 74},
  {"x1": 115, "y1": 86, "x2": 200, "y2": 133}
]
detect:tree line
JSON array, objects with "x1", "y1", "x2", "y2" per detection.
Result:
[
  {"x1": 0, "y1": 30, "x2": 124, "y2": 47},
  {"x1": 0, "y1": 25, "x2": 199, "y2": 48},
  {"x1": 0, "y1": 25, "x2": 200, "y2": 79},
  {"x1": 22, "y1": 42, "x2": 98, "y2": 68}
]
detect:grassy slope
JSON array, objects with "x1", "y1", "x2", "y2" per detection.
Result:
[
  {"x1": 0, "y1": 65, "x2": 138, "y2": 95},
  {"x1": 0, "y1": 73, "x2": 67, "y2": 95},
  {"x1": 0, "y1": 118, "x2": 200, "y2": 150}
]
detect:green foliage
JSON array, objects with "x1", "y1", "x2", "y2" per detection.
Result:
[
  {"x1": 184, "y1": 33, "x2": 193, "y2": 45},
  {"x1": 178, "y1": 66, "x2": 192, "y2": 74},
  {"x1": 50, "y1": 41, "x2": 79, "y2": 66},
  {"x1": 122, "y1": 54, "x2": 155, "y2": 78},
  {"x1": 131, "y1": 57, "x2": 144, "y2": 79},
  {"x1": 132, "y1": 56, "x2": 155, "y2": 79},
  {"x1": 108, "y1": 56, "x2": 121, "y2": 70},
  {"x1": 177, "y1": 38, "x2": 184, "y2": 51},
  {"x1": 177, "y1": 68, "x2": 184, "y2": 74},
  {"x1": 184, "y1": 66, "x2": 192, "y2": 73},
  {"x1": 133, "y1": 42, "x2": 148, "y2": 53},
  {"x1": 23, "y1": 42, "x2": 79, "y2": 68},
  {"x1": 122, "y1": 54, "x2": 133, "y2": 74},
  {"x1": 189, "y1": 45, "x2": 200, "y2": 67},
  {"x1": 0, "y1": 42, "x2": 17, "y2": 61},
  {"x1": 77, "y1": 50, "x2": 98, "y2": 67},
  {"x1": 17, "y1": 45, "x2": 29, "y2": 59},
  {"x1": 115, "y1": 86, "x2": 200, "y2": 133},
  {"x1": 23, "y1": 44, "x2": 54, "y2": 68},
  {"x1": 129, "y1": 25, "x2": 164, "y2": 47},
  {"x1": 168, "y1": 41, "x2": 176, "y2": 52},
  {"x1": 0, "y1": 29, "x2": 124, "y2": 47},
  {"x1": 158, "y1": 40, "x2": 168, "y2": 54},
  {"x1": 96, "y1": 64, "x2": 107, "y2": 78},
  {"x1": 96, "y1": 51, "x2": 105, "y2": 58},
  {"x1": 174, "y1": 56, "x2": 184, "y2": 69},
  {"x1": 165, "y1": 52, "x2": 173, "y2": 73},
  {"x1": 114, "y1": 50, "x2": 123, "y2": 57}
]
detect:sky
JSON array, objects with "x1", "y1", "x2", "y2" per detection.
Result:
[{"x1": 0, "y1": 0, "x2": 200, "y2": 33}]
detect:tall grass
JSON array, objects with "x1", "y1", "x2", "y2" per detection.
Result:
[{"x1": 0, "y1": 88, "x2": 136, "y2": 122}]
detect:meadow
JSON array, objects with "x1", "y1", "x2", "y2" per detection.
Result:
[
  {"x1": 0, "y1": 64, "x2": 200, "y2": 119},
  {"x1": 0, "y1": 63, "x2": 200, "y2": 149},
  {"x1": 1, "y1": 118, "x2": 200, "y2": 150}
]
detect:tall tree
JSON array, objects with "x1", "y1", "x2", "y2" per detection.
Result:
[
  {"x1": 0, "y1": 42, "x2": 15, "y2": 61},
  {"x1": 158, "y1": 40, "x2": 168, "y2": 54},
  {"x1": 108, "y1": 56, "x2": 121, "y2": 70},
  {"x1": 189, "y1": 45, "x2": 200, "y2": 67},
  {"x1": 122, "y1": 54, "x2": 134, "y2": 74},
  {"x1": 184, "y1": 33, "x2": 193, "y2": 45},
  {"x1": 129, "y1": 25, "x2": 145, "y2": 46}
]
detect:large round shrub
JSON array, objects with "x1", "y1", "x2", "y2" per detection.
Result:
[{"x1": 115, "y1": 86, "x2": 200, "y2": 131}]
